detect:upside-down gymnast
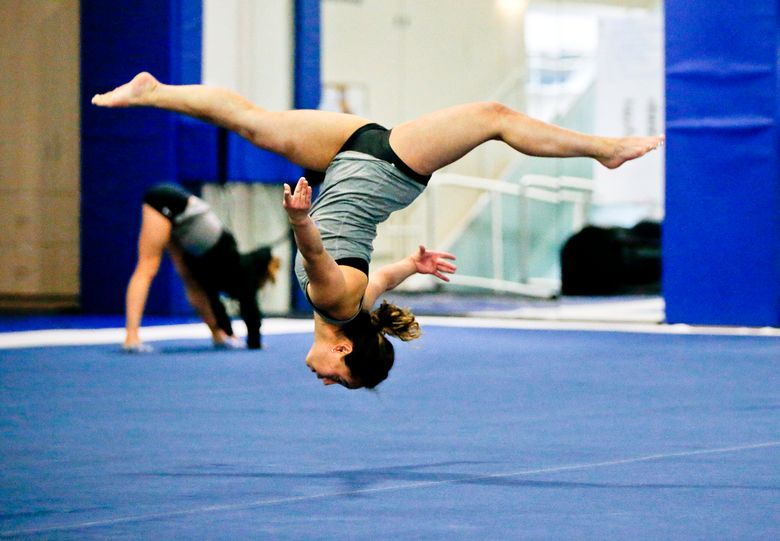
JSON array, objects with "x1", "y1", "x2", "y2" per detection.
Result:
[
  {"x1": 125, "y1": 182, "x2": 280, "y2": 352},
  {"x1": 93, "y1": 72, "x2": 663, "y2": 388}
]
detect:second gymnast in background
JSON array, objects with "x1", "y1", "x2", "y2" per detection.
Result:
[{"x1": 124, "y1": 183, "x2": 280, "y2": 352}]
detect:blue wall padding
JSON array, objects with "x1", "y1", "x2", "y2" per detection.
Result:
[
  {"x1": 173, "y1": 0, "x2": 203, "y2": 85},
  {"x1": 290, "y1": 0, "x2": 322, "y2": 312},
  {"x1": 81, "y1": 0, "x2": 206, "y2": 315},
  {"x1": 226, "y1": 136, "x2": 303, "y2": 182},
  {"x1": 174, "y1": 0, "x2": 221, "y2": 183},
  {"x1": 295, "y1": 0, "x2": 322, "y2": 110},
  {"x1": 178, "y1": 120, "x2": 219, "y2": 181},
  {"x1": 664, "y1": 0, "x2": 780, "y2": 326}
]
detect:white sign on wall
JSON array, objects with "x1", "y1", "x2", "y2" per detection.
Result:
[{"x1": 593, "y1": 15, "x2": 664, "y2": 214}]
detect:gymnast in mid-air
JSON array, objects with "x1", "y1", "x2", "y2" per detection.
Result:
[{"x1": 93, "y1": 72, "x2": 663, "y2": 388}]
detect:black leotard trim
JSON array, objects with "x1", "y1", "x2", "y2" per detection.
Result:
[
  {"x1": 335, "y1": 257, "x2": 369, "y2": 275},
  {"x1": 302, "y1": 258, "x2": 368, "y2": 324},
  {"x1": 339, "y1": 123, "x2": 432, "y2": 185}
]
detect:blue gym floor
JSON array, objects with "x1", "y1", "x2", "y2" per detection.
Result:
[{"x1": 1, "y1": 319, "x2": 779, "y2": 539}]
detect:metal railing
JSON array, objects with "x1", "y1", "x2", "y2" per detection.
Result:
[{"x1": 383, "y1": 173, "x2": 594, "y2": 298}]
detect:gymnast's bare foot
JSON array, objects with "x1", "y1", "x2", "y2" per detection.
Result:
[
  {"x1": 91, "y1": 72, "x2": 158, "y2": 107},
  {"x1": 598, "y1": 135, "x2": 665, "y2": 169}
]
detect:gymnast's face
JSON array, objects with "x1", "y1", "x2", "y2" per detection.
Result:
[{"x1": 305, "y1": 342, "x2": 357, "y2": 389}]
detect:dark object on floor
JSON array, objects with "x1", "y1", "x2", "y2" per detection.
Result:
[{"x1": 561, "y1": 221, "x2": 661, "y2": 295}]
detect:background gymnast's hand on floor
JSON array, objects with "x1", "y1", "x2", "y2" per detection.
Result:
[
  {"x1": 411, "y1": 245, "x2": 457, "y2": 282},
  {"x1": 122, "y1": 342, "x2": 154, "y2": 353}
]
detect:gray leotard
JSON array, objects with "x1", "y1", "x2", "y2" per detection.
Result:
[
  {"x1": 144, "y1": 183, "x2": 224, "y2": 256},
  {"x1": 172, "y1": 196, "x2": 224, "y2": 256},
  {"x1": 294, "y1": 150, "x2": 425, "y2": 323}
]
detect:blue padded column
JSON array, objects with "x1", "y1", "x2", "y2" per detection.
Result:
[
  {"x1": 290, "y1": 0, "x2": 322, "y2": 312},
  {"x1": 295, "y1": 0, "x2": 321, "y2": 111},
  {"x1": 664, "y1": 1, "x2": 780, "y2": 326},
  {"x1": 81, "y1": 0, "x2": 210, "y2": 314}
]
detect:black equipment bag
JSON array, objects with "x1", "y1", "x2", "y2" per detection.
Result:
[{"x1": 560, "y1": 221, "x2": 661, "y2": 295}]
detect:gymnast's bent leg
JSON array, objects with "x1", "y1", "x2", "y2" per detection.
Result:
[
  {"x1": 92, "y1": 72, "x2": 369, "y2": 172},
  {"x1": 388, "y1": 101, "x2": 664, "y2": 176},
  {"x1": 93, "y1": 74, "x2": 662, "y2": 179}
]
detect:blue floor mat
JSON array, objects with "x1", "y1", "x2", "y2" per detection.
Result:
[
  {"x1": 0, "y1": 314, "x2": 200, "y2": 333},
  {"x1": 1, "y1": 327, "x2": 779, "y2": 539}
]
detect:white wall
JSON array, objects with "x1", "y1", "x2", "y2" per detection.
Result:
[
  {"x1": 322, "y1": 0, "x2": 527, "y2": 178},
  {"x1": 322, "y1": 0, "x2": 530, "y2": 271},
  {"x1": 203, "y1": 0, "x2": 294, "y2": 109},
  {"x1": 202, "y1": 0, "x2": 295, "y2": 313}
]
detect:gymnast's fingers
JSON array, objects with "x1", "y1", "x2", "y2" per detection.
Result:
[
  {"x1": 430, "y1": 250, "x2": 456, "y2": 260},
  {"x1": 433, "y1": 270, "x2": 451, "y2": 282},
  {"x1": 438, "y1": 260, "x2": 457, "y2": 273}
]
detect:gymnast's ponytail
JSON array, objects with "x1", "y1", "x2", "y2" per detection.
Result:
[
  {"x1": 340, "y1": 301, "x2": 421, "y2": 389},
  {"x1": 369, "y1": 301, "x2": 421, "y2": 342}
]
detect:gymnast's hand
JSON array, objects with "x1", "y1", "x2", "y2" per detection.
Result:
[
  {"x1": 122, "y1": 340, "x2": 154, "y2": 354},
  {"x1": 283, "y1": 177, "x2": 312, "y2": 225},
  {"x1": 411, "y1": 245, "x2": 457, "y2": 282}
]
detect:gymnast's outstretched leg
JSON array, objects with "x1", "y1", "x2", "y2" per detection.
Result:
[
  {"x1": 388, "y1": 101, "x2": 664, "y2": 175},
  {"x1": 93, "y1": 74, "x2": 663, "y2": 176},
  {"x1": 92, "y1": 72, "x2": 369, "y2": 172}
]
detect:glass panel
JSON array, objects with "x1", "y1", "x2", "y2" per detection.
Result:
[{"x1": 322, "y1": 0, "x2": 664, "y2": 319}]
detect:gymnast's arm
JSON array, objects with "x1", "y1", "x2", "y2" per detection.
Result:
[
  {"x1": 124, "y1": 248, "x2": 163, "y2": 349},
  {"x1": 282, "y1": 177, "x2": 366, "y2": 319},
  {"x1": 168, "y1": 243, "x2": 228, "y2": 339},
  {"x1": 363, "y1": 245, "x2": 457, "y2": 309}
]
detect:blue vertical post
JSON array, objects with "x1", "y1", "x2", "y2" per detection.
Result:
[
  {"x1": 295, "y1": 0, "x2": 322, "y2": 111},
  {"x1": 81, "y1": 0, "x2": 209, "y2": 314},
  {"x1": 664, "y1": 1, "x2": 780, "y2": 326},
  {"x1": 291, "y1": 0, "x2": 322, "y2": 312}
]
